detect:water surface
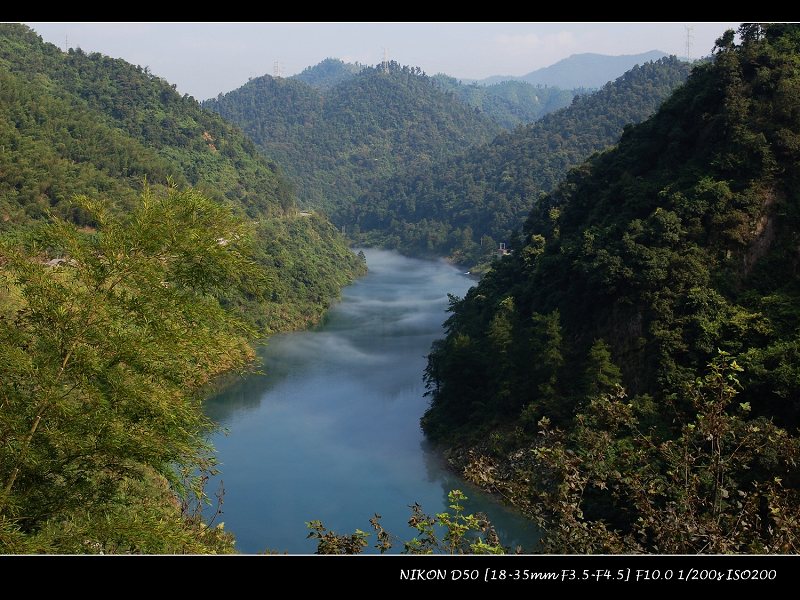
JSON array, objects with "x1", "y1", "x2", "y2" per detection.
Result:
[{"x1": 205, "y1": 249, "x2": 539, "y2": 553}]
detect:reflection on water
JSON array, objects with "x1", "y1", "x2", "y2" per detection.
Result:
[{"x1": 205, "y1": 249, "x2": 539, "y2": 553}]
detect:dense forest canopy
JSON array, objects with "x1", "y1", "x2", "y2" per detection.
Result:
[
  {"x1": 293, "y1": 57, "x2": 365, "y2": 90},
  {"x1": 350, "y1": 57, "x2": 692, "y2": 268},
  {"x1": 422, "y1": 24, "x2": 800, "y2": 552},
  {"x1": 204, "y1": 61, "x2": 500, "y2": 216},
  {"x1": 431, "y1": 74, "x2": 580, "y2": 129},
  {"x1": 0, "y1": 25, "x2": 365, "y2": 553},
  {"x1": 0, "y1": 23, "x2": 298, "y2": 224},
  {"x1": 0, "y1": 23, "x2": 365, "y2": 334},
  {"x1": 0, "y1": 189, "x2": 262, "y2": 552}
]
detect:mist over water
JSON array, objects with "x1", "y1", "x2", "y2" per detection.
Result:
[{"x1": 205, "y1": 249, "x2": 539, "y2": 553}]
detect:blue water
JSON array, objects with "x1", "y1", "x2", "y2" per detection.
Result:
[{"x1": 204, "y1": 249, "x2": 539, "y2": 553}]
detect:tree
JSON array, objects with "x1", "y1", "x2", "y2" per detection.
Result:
[
  {"x1": 0, "y1": 187, "x2": 260, "y2": 553},
  {"x1": 307, "y1": 490, "x2": 504, "y2": 555},
  {"x1": 583, "y1": 338, "x2": 622, "y2": 397},
  {"x1": 528, "y1": 353, "x2": 800, "y2": 553},
  {"x1": 524, "y1": 310, "x2": 564, "y2": 421}
]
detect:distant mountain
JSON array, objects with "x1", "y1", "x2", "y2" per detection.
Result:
[
  {"x1": 204, "y1": 62, "x2": 500, "y2": 216},
  {"x1": 351, "y1": 57, "x2": 691, "y2": 267},
  {"x1": 432, "y1": 74, "x2": 580, "y2": 129},
  {"x1": 290, "y1": 58, "x2": 577, "y2": 130},
  {"x1": 476, "y1": 50, "x2": 669, "y2": 89},
  {"x1": 293, "y1": 58, "x2": 364, "y2": 90}
]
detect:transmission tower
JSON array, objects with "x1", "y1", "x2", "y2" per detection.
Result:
[
  {"x1": 382, "y1": 48, "x2": 389, "y2": 74},
  {"x1": 273, "y1": 60, "x2": 283, "y2": 78},
  {"x1": 685, "y1": 25, "x2": 695, "y2": 61}
]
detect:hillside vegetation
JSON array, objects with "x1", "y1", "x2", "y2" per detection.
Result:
[
  {"x1": 0, "y1": 23, "x2": 365, "y2": 334},
  {"x1": 432, "y1": 74, "x2": 579, "y2": 129},
  {"x1": 0, "y1": 24, "x2": 365, "y2": 553},
  {"x1": 204, "y1": 61, "x2": 500, "y2": 216},
  {"x1": 351, "y1": 57, "x2": 691, "y2": 268},
  {"x1": 422, "y1": 24, "x2": 800, "y2": 553}
]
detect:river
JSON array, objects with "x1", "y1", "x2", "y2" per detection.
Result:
[{"x1": 204, "y1": 248, "x2": 539, "y2": 553}]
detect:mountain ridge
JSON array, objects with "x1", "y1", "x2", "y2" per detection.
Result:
[
  {"x1": 204, "y1": 61, "x2": 501, "y2": 216},
  {"x1": 350, "y1": 56, "x2": 692, "y2": 268},
  {"x1": 470, "y1": 50, "x2": 669, "y2": 88}
]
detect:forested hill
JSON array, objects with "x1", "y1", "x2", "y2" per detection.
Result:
[
  {"x1": 293, "y1": 57, "x2": 364, "y2": 89},
  {"x1": 295, "y1": 57, "x2": 578, "y2": 129},
  {"x1": 0, "y1": 23, "x2": 298, "y2": 223},
  {"x1": 423, "y1": 24, "x2": 800, "y2": 553},
  {"x1": 293, "y1": 59, "x2": 577, "y2": 128},
  {"x1": 350, "y1": 56, "x2": 691, "y2": 267},
  {"x1": 432, "y1": 75, "x2": 579, "y2": 129},
  {"x1": 203, "y1": 61, "x2": 500, "y2": 216},
  {"x1": 0, "y1": 24, "x2": 366, "y2": 553},
  {"x1": 0, "y1": 23, "x2": 365, "y2": 333}
]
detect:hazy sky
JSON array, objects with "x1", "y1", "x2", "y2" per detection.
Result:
[{"x1": 26, "y1": 22, "x2": 740, "y2": 100}]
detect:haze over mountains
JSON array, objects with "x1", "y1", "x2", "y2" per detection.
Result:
[
  {"x1": 469, "y1": 50, "x2": 669, "y2": 88},
  {"x1": 289, "y1": 51, "x2": 672, "y2": 95},
  {"x1": 288, "y1": 57, "x2": 588, "y2": 129}
]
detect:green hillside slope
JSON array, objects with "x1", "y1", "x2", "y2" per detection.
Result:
[
  {"x1": 0, "y1": 23, "x2": 366, "y2": 554},
  {"x1": 351, "y1": 57, "x2": 691, "y2": 267},
  {"x1": 423, "y1": 24, "x2": 800, "y2": 553},
  {"x1": 0, "y1": 23, "x2": 365, "y2": 333},
  {"x1": 204, "y1": 61, "x2": 500, "y2": 216}
]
